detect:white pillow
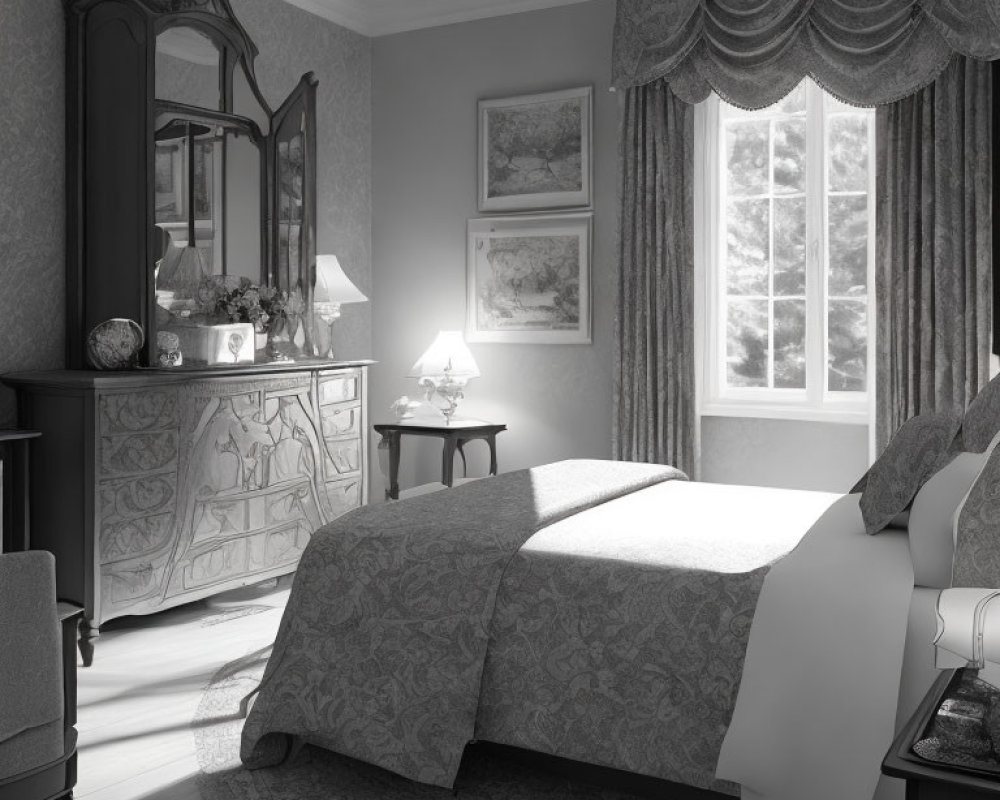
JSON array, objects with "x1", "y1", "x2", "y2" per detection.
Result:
[{"x1": 907, "y1": 452, "x2": 989, "y2": 588}]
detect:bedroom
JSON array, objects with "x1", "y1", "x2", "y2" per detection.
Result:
[{"x1": 0, "y1": 0, "x2": 998, "y2": 799}]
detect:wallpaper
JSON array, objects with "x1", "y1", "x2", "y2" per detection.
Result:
[
  {"x1": 0, "y1": 0, "x2": 66, "y2": 426},
  {"x1": 0, "y1": 0, "x2": 372, "y2": 427}
]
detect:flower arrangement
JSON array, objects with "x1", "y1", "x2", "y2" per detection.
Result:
[{"x1": 196, "y1": 275, "x2": 301, "y2": 334}]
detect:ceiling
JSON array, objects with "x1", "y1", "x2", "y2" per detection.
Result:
[{"x1": 279, "y1": 0, "x2": 592, "y2": 37}]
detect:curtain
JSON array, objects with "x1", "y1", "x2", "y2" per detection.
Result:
[
  {"x1": 613, "y1": 82, "x2": 696, "y2": 473},
  {"x1": 875, "y1": 55, "x2": 993, "y2": 452},
  {"x1": 613, "y1": 0, "x2": 1000, "y2": 108}
]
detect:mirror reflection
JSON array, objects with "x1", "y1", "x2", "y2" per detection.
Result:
[
  {"x1": 155, "y1": 26, "x2": 221, "y2": 111},
  {"x1": 153, "y1": 115, "x2": 263, "y2": 317},
  {"x1": 276, "y1": 120, "x2": 305, "y2": 294}
]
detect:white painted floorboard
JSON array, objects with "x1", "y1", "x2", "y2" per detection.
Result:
[{"x1": 74, "y1": 579, "x2": 291, "y2": 800}]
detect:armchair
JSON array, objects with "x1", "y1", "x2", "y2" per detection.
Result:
[{"x1": 0, "y1": 551, "x2": 79, "y2": 800}]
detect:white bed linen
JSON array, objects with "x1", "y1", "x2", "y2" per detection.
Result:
[{"x1": 716, "y1": 493, "x2": 917, "y2": 800}]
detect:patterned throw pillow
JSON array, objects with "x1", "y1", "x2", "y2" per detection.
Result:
[
  {"x1": 953, "y1": 443, "x2": 1000, "y2": 588},
  {"x1": 962, "y1": 374, "x2": 1000, "y2": 453},
  {"x1": 858, "y1": 411, "x2": 963, "y2": 535},
  {"x1": 908, "y1": 451, "x2": 991, "y2": 587}
]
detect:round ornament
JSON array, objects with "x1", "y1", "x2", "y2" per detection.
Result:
[{"x1": 86, "y1": 318, "x2": 144, "y2": 370}]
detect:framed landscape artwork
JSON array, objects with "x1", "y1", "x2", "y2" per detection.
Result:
[
  {"x1": 467, "y1": 213, "x2": 592, "y2": 344},
  {"x1": 478, "y1": 86, "x2": 592, "y2": 212}
]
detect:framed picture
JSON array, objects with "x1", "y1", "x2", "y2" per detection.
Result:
[
  {"x1": 478, "y1": 86, "x2": 592, "y2": 212},
  {"x1": 467, "y1": 213, "x2": 592, "y2": 344}
]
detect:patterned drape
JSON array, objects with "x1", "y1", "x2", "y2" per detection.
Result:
[
  {"x1": 612, "y1": 0, "x2": 1000, "y2": 107},
  {"x1": 874, "y1": 55, "x2": 993, "y2": 452},
  {"x1": 613, "y1": 81, "x2": 696, "y2": 473}
]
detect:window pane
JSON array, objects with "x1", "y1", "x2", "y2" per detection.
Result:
[
  {"x1": 726, "y1": 121, "x2": 768, "y2": 196},
  {"x1": 774, "y1": 298, "x2": 806, "y2": 388},
  {"x1": 774, "y1": 196, "x2": 805, "y2": 295},
  {"x1": 828, "y1": 195, "x2": 867, "y2": 296},
  {"x1": 726, "y1": 198, "x2": 769, "y2": 295},
  {"x1": 828, "y1": 115, "x2": 869, "y2": 193},
  {"x1": 773, "y1": 118, "x2": 805, "y2": 194},
  {"x1": 727, "y1": 298, "x2": 768, "y2": 387},
  {"x1": 828, "y1": 299, "x2": 867, "y2": 392}
]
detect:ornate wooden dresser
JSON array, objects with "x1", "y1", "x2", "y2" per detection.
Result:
[{"x1": 3, "y1": 361, "x2": 369, "y2": 663}]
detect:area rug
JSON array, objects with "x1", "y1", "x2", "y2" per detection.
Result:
[{"x1": 192, "y1": 647, "x2": 652, "y2": 800}]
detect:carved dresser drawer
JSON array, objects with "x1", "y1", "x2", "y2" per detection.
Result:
[{"x1": 3, "y1": 361, "x2": 370, "y2": 664}]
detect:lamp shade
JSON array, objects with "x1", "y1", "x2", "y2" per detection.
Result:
[
  {"x1": 314, "y1": 255, "x2": 367, "y2": 304},
  {"x1": 407, "y1": 331, "x2": 480, "y2": 379}
]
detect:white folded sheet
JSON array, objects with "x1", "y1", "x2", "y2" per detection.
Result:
[{"x1": 716, "y1": 494, "x2": 914, "y2": 800}]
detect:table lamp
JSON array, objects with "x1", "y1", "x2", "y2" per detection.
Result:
[
  {"x1": 407, "y1": 331, "x2": 480, "y2": 424},
  {"x1": 313, "y1": 254, "x2": 368, "y2": 359}
]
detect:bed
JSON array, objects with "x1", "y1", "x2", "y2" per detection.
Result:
[{"x1": 237, "y1": 455, "x2": 956, "y2": 800}]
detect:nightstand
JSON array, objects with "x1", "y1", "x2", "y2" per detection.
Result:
[
  {"x1": 373, "y1": 420, "x2": 507, "y2": 500},
  {"x1": 883, "y1": 669, "x2": 1000, "y2": 798}
]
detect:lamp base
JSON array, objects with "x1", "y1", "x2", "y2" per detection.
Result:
[
  {"x1": 416, "y1": 376, "x2": 466, "y2": 424},
  {"x1": 314, "y1": 302, "x2": 341, "y2": 360}
]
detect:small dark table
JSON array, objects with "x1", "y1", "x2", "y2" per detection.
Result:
[
  {"x1": 883, "y1": 669, "x2": 1000, "y2": 799},
  {"x1": 0, "y1": 429, "x2": 41, "y2": 552},
  {"x1": 373, "y1": 420, "x2": 506, "y2": 500}
]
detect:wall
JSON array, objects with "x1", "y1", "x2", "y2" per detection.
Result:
[
  {"x1": 371, "y1": 0, "x2": 618, "y2": 495},
  {"x1": 0, "y1": 0, "x2": 65, "y2": 426},
  {"x1": 0, "y1": 0, "x2": 372, "y2": 427},
  {"x1": 699, "y1": 416, "x2": 869, "y2": 493}
]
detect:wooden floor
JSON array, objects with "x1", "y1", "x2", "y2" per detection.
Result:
[{"x1": 74, "y1": 578, "x2": 292, "y2": 800}]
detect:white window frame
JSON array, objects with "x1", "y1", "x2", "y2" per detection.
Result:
[{"x1": 694, "y1": 80, "x2": 876, "y2": 426}]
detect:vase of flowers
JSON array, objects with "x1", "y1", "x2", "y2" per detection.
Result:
[{"x1": 195, "y1": 275, "x2": 298, "y2": 362}]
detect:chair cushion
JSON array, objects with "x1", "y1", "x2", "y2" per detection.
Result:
[
  {"x1": 0, "y1": 552, "x2": 63, "y2": 763},
  {"x1": 0, "y1": 718, "x2": 64, "y2": 783}
]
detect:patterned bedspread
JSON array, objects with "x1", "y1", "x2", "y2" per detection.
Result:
[
  {"x1": 240, "y1": 459, "x2": 684, "y2": 787},
  {"x1": 476, "y1": 480, "x2": 838, "y2": 794}
]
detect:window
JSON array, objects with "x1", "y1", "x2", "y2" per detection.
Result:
[{"x1": 696, "y1": 80, "x2": 875, "y2": 422}]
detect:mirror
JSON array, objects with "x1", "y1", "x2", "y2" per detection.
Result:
[
  {"x1": 155, "y1": 26, "x2": 222, "y2": 111},
  {"x1": 152, "y1": 112, "x2": 264, "y2": 316},
  {"x1": 276, "y1": 123, "x2": 305, "y2": 293}
]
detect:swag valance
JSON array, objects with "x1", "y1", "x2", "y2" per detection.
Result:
[{"x1": 612, "y1": 0, "x2": 1000, "y2": 107}]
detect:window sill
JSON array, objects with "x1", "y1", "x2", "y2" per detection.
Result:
[{"x1": 700, "y1": 402, "x2": 869, "y2": 426}]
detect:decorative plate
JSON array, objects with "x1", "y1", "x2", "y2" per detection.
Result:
[{"x1": 86, "y1": 318, "x2": 144, "y2": 370}]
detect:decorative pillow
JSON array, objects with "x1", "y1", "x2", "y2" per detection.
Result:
[
  {"x1": 907, "y1": 451, "x2": 990, "y2": 588},
  {"x1": 953, "y1": 441, "x2": 1000, "y2": 588},
  {"x1": 858, "y1": 411, "x2": 963, "y2": 535},
  {"x1": 962, "y1": 373, "x2": 1000, "y2": 452}
]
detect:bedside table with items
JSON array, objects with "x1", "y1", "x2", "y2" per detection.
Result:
[
  {"x1": 373, "y1": 420, "x2": 506, "y2": 500},
  {"x1": 883, "y1": 668, "x2": 1000, "y2": 798}
]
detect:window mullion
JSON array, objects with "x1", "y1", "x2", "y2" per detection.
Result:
[
  {"x1": 768, "y1": 119, "x2": 775, "y2": 390},
  {"x1": 804, "y1": 83, "x2": 825, "y2": 408}
]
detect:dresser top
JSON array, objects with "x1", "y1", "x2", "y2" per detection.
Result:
[{"x1": 3, "y1": 359, "x2": 375, "y2": 390}]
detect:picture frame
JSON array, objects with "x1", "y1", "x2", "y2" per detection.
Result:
[
  {"x1": 467, "y1": 213, "x2": 592, "y2": 344},
  {"x1": 478, "y1": 86, "x2": 592, "y2": 212}
]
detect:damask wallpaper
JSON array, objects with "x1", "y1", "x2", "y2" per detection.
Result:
[
  {"x1": 0, "y1": 0, "x2": 65, "y2": 426},
  {"x1": 0, "y1": 0, "x2": 372, "y2": 427}
]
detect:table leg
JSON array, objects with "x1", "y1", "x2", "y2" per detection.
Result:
[
  {"x1": 456, "y1": 439, "x2": 469, "y2": 478},
  {"x1": 79, "y1": 618, "x2": 99, "y2": 668},
  {"x1": 380, "y1": 431, "x2": 401, "y2": 500},
  {"x1": 487, "y1": 434, "x2": 499, "y2": 476},
  {"x1": 442, "y1": 439, "x2": 458, "y2": 487}
]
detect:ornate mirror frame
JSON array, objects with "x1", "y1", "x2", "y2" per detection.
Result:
[{"x1": 64, "y1": 0, "x2": 318, "y2": 368}]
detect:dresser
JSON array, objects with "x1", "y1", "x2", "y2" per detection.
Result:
[{"x1": 3, "y1": 361, "x2": 369, "y2": 663}]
